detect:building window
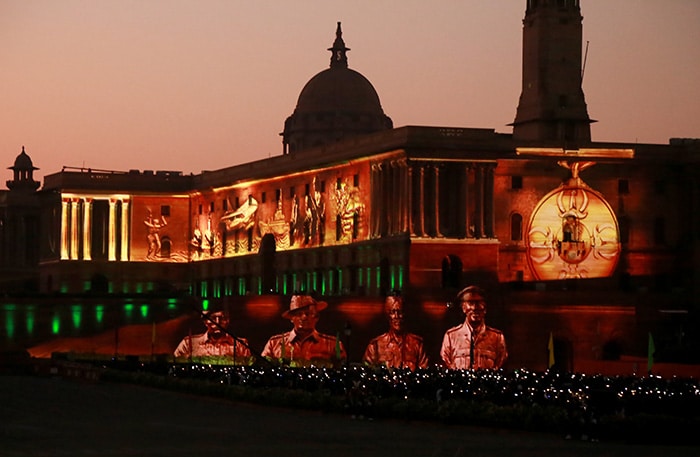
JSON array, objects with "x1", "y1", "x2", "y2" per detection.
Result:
[
  {"x1": 335, "y1": 215, "x2": 341, "y2": 241},
  {"x1": 337, "y1": 178, "x2": 342, "y2": 190},
  {"x1": 352, "y1": 212, "x2": 359, "y2": 239},
  {"x1": 510, "y1": 213, "x2": 523, "y2": 241},
  {"x1": 161, "y1": 237, "x2": 171, "y2": 257},
  {"x1": 305, "y1": 183, "x2": 310, "y2": 196},
  {"x1": 511, "y1": 176, "x2": 523, "y2": 190},
  {"x1": 441, "y1": 255, "x2": 462, "y2": 289},
  {"x1": 289, "y1": 186, "x2": 295, "y2": 199},
  {"x1": 618, "y1": 179, "x2": 629, "y2": 195},
  {"x1": 198, "y1": 204, "x2": 202, "y2": 215},
  {"x1": 619, "y1": 215, "x2": 630, "y2": 244},
  {"x1": 353, "y1": 174, "x2": 359, "y2": 187},
  {"x1": 319, "y1": 180, "x2": 325, "y2": 193},
  {"x1": 276, "y1": 188, "x2": 281, "y2": 202},
  {"x1": 261, "y1": 192, "x2": 266, "y2": 204},
  {"x1": 209, "y1": 202, "x2": 214, "y2": 213}
]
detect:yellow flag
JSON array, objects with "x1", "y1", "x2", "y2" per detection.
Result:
[{"x1": 547, "y1": 332, "x2": 555, "y2": 369}]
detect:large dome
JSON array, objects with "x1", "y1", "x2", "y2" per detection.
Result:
[
  {"x1": 282, "y1": 23, "x2": 392, "y2": 155},
  {"x1": 296, "y1": 66, "x2": 385, "y2": 114}
]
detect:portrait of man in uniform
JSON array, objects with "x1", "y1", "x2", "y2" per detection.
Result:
[
  {"x1": 174, "y1": 305, "x2": 252, "y2": 363},
  {"x1": 363, "y1": 292, "x2": 429, "y2": 371},
  {"x1": 440, "y1": 285, "x2": 507, "y2": 370},
  {"x1": 262, "y1": 295, "x2": 345, "y2": 367}
]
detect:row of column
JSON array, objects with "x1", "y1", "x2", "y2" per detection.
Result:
[
  {"x1": 60, "y1": 197, "x2": 130, "y2": 261},
  {"x1": 370, "y1": 160, "x2": 496, "y2": 239}
]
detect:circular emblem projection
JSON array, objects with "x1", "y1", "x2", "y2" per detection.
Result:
[{"x1": 526, "y1": 163, "x2": 620, "y2": 280}]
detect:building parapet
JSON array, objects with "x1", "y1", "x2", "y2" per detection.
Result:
[{"x1": 42, "y1": 168, "x2": 193, "y2": 192}]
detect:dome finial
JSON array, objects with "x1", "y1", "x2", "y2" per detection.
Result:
[{"x1": 328, "y1": 21, "x2": 350, "y2": 68}]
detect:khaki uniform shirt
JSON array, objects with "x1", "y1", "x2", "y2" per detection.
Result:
[
  {"x1": 262, "y1": 329, "x2": 346, "y2": 366},
  {"x1": 174, "y1": 332, "x2": 252, "y2": 359},
  {"x1": 363, "y1": 331, "x2": 429, "y2": 370},
  {"x1": 440, "y1": 322, "x2": 507, "y2": 370}
]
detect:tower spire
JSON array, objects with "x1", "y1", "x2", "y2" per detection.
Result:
[
  {"x1": 512, "y1": 0, "x2": 594, "y2": 145},
  {"x1": 328, "y1": 22, "x2": 350, "y2": 68}
]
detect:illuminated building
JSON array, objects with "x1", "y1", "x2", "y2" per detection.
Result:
[{"x1": 2, "y1": 1, "x2": 699, "y2": 371}]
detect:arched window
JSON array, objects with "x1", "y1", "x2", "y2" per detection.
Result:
[
  {"x1": 335, "y1": 214, "x2": 342, "y2": 241},
  {"x1": 510, "y1": 213, "x2": 523, "y2": 241},
  {"x1": 619, "y1": 215, "x2": 630, "y2": 244},
  {"x1": 441, "y1": 255, "x2": 462, "y2": 289},
  {"x1": 160, "y1": 237, "x2": 171, "y2": 258},
  {"x1": 352, "y1": 212, "x2": 359, "y2": 239},
  {"x1": 259, "y1": 234, "x2": 277, "y2": 294}
]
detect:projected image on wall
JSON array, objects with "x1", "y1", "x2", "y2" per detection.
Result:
[
  {"x1": 131, "y1": 196, "x2": 190, "y2": 262},
  {"x1": 527, "y1": 162, "x2": 620, "y2": 280},
  {"x1": 187, "y1": 168, "x2": 369, "y2": 262}
]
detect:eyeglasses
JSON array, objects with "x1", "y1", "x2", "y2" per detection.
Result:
[{"x1": 462, "y1": 300, "x2": 485, "y2": 309}]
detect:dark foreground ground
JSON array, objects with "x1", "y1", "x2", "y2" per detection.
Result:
[{"x1": 1, "y1": 374, "x2": 698, "y2": 457}]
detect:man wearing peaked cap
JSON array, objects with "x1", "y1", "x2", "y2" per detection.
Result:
[
  {"x1": 262, "y1": 295, "x2": 345, "y2": 367},
  {"x1": 440, "y1": 285, "x2": 507, "y2": 370}
]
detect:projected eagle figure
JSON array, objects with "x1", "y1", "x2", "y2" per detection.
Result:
[{"x1": 527, "y1": 161, "x2": 620, "y2": 280}]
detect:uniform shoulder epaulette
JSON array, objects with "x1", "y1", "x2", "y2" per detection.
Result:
[
  {"x1": 317, "y1": 332, "x2": 338, "y2": 342},
  {"x1": 486, "y1": 326, "x2": 503, "y2": 335},
  {"x1": 268, "y1": 332, "x2": 290, "y2": 342},
  {"x1": 445, "y1": 323, "x2": 465, "y2": 335},
  {"x1": 406, "y1": 332, "x2": 424, "y2": 343}
]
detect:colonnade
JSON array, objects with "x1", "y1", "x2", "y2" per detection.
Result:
[
  {"x1": 370, "y1": 159, "x2": 496, "y2": 240},
  {"x1": 60, "y1": 195, "x2": 130, "y2": 261}
]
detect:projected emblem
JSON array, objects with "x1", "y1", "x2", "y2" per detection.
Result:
[{"x1": 527, "y1": 162, "x2": 620, "y2": 280}]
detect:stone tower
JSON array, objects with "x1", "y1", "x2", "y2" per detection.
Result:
[
  {"x1": 512, "y1": 0, "x2": 594, "y2": 144},
  {"x1": 1, "y1": 146, "x2": 40, "y2": 285}
]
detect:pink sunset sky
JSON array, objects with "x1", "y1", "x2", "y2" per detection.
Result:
[{"x1": 2, "y1": 0, "x2": 699, "y2": 183}]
